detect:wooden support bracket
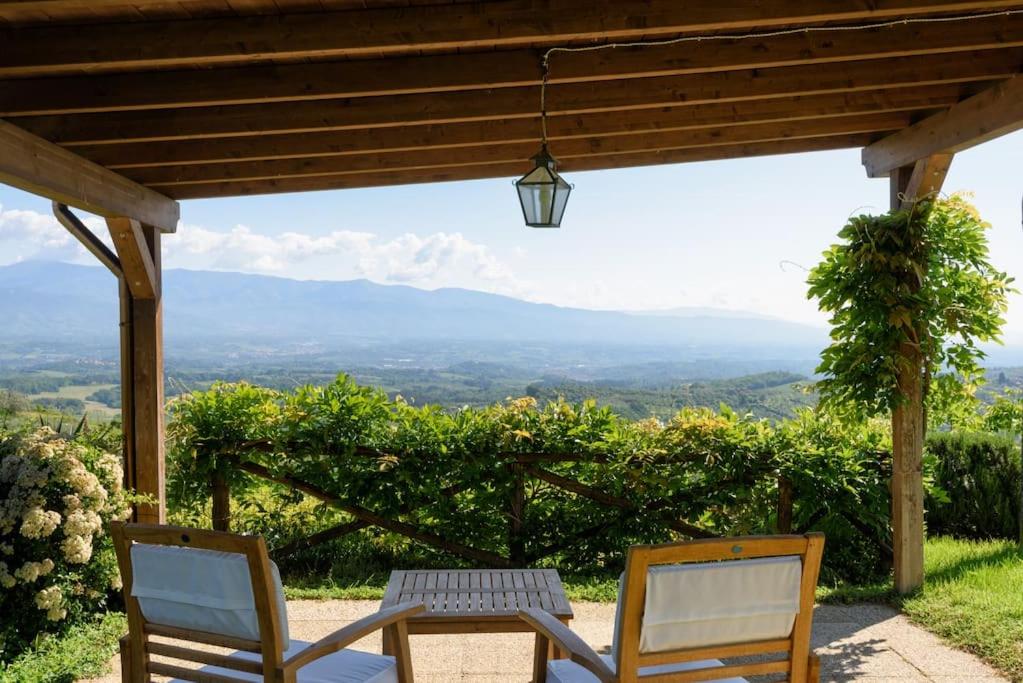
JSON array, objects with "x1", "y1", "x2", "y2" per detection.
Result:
[
  {"x1": 900, "y1": 154, "x2": 954, "y2": 209},
  {"x1": 53, "y1": 202, "x2": 121, "y2": 277},
  {"x1": 107, "y1": 216, "x2": 158, "y2": 299}
]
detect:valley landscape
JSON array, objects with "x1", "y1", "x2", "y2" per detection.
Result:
[{"x1": 3, "y1": 260, "x2": 1023, "y2": 422}]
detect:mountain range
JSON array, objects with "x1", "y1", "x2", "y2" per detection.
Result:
[{"x1": 0, "y1": 261, "x2": 826, "y2": 355}]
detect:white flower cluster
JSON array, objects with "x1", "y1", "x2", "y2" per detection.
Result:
[
  {"x1": 0, "y1": 428, "x2": 132, "y2": 625},
  {"x1": 14, "y1": 558, "x2": 55, "y2": 583},
  {"x1": 20, "y1": 506, "x2": 61, "y2": 538},
  {"x1": 0, "y1": 561, "x2": 15, "y2": 588},
  {"x1": 60, "y1": 534, "x2": 93, "y2": 564},
  {"x1": 34, "y1": 585, "x2": 66, "y2": 622}
]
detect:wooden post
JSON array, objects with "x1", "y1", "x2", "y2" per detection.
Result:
[
  {"x1": 777, "y1": 476, "x2": 794, "y2": 534},
  {"x1": 110, "y1": 218, "x2": 165, "y2": 524},
  {"x1": 890, "y1": 164, "x2": 925, "y2": 593},
  {"x1": 1017, "y1": 432, "x2": 1023, "y2": 545},
  {"x1": 509, "y1": 463, "x2": 526, "y2": 565},
  {"x1": 211, "y1": 469, "x2": 230, "y2": 532}
]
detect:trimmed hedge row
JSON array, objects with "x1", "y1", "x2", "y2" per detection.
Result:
[{"x1": 927, "y1": 431, "x2": 1022, "y2": 541}]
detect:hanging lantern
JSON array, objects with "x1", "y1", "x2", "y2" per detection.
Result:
[{"x1": 516, "y1": 145, "x2": 572, "y2": 228}]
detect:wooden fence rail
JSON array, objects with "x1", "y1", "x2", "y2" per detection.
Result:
[{"x1": 203, "y1": 445, "x2": 892, "y2": 566}]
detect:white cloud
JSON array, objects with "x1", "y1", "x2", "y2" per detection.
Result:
[
  {"x1": 0, "y1": 204, "x2": 109, "y2": 261},
  {"x1": 163, "y1": 223, "x2": 524, "y2": 294},
  {"x1": 0, "y1": 204, "x2": 70, "y2": 250},
  {"x1": 0, "y1": 204, "x2": 530, "y2": 298}
]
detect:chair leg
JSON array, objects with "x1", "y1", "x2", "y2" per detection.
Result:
[
  {"x1": 119, "y1": 635, "x2": 132, "y2": 683},
  {"x1": 388, "y1": 621, "x2": 415, "y2": 683},
  {"x1": 532, "y1": 632, "x2": 549, "y2": 683},
  {"x1": 808, "y1": 653, "x2": 821, "y2": 683}
]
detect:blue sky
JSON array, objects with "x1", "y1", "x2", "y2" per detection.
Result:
[{"x1": 2, "y1": 131, "x2": 1023, "y2": 337}]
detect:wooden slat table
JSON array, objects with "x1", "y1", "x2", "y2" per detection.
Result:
[{"x1": 380, "y1": 568, "x2": 574, "y2": 682}]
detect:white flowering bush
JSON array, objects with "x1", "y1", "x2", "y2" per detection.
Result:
[{"x1": 0, "y1": 427, "x2": 133, "y2": 661}]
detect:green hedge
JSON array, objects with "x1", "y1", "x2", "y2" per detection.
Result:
[
  {"x1": 926, "y1": 431, "x2": 1021, "y2": 540},
  {"x1": 168, "y1": 376, "x2": 898, "y2": 584}
]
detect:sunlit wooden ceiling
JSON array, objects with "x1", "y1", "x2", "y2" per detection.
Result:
[{"x1": 3, "y1": 0, "x2": 1023, "y2": 199}]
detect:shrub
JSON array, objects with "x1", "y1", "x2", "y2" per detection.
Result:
[
  {"x1": 168, "y1": 377, "x2": 898, "y2": 583},
  {"x1": 926, "y1": 431, "x2": 1021, "y2": 540},
  {"x1": 0, "y1": 427, "x2": 133, "y2": 662},
  {"x1": 777, "y1": 410, "x2": 893, "y2": 584}
]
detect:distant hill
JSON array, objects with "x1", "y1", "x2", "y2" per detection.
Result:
[
  {"x1": 626, "y1": 306, "x2": 779, "y2": 320},
  {"x1": 0, "y1": 261, "x2": 827, "y2": 354}
]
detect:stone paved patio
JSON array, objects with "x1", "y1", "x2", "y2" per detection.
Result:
[{"x1": 85, "y1": 600, "x2": 1005, "y2": 682}]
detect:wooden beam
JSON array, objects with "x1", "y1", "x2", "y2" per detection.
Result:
[
  {"x1": 0, "y1": 119, "x2": 179, "y2": 232},
  {"x1": 864, "y1": 75, "x2": 1023, "y2": 176},
  {"x1": 130, "y1": 112, "x2": 909, "y2": 187},
  {"x1": 16, "y1": 49, "x2": 1018, "y2": 146},
  {"x1": 0, "y1": 0, "x2": 194, "y2": 9},
  {"x1": 0, "y1": 51, "x2": 537, "y2": 117},
  {"x1": 75, "y1": 86, "x2": 963, "y2": 170},
  {"x1": 160, "y1": 133, "x2": 877, "y2": 199},
  {"x1": 3, "y1": 0, "x2": 1021, "y2": 77},
  {"x1": 107, "y1": 217, "x2": 158, "y2": 299},
  {"x1": 7, "y1": 12, "x2": 1023, "y2": 116}
]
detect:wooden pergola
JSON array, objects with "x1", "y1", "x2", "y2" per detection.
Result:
[{"x1": 4, "y1": 0, "x2": 1023, "y2": 593}]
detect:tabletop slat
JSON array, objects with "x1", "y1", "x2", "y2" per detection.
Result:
[{"x1": 382, "y1": 568, "x2": 573, "y2": 619}]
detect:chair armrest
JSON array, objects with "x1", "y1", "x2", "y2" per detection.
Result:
[
  {"x1": 282, "y1": 601, "x2": 425, "y2": 672},
  {"x1": 518, "y1": 607, "x2": 616, "y2": 683}
]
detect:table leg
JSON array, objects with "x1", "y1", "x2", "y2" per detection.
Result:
[
  {"x1": 382, "y1": 626, "x2": 395, "y2": 656},
  {"x1": 389, "y1": 622, "x2": 414, "y2": 683},
  {"x1": 532, "y1": 632, "x2": 549, "y2": 683}
]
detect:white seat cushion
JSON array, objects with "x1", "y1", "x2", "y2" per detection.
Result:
[
  {"x1": 548, "y1": 655, "x2": 746, "y2": 683},
  {"x1": 130, "y1": 543, "x2": 290, "y2": 646},
  {"x1": 170, "y1": 640, "x2": 398, "y2": 683}
]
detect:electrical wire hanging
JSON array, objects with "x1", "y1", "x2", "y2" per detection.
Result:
[{"x1": 537, "y1": 8, "x2": 1023, "y2": 144}]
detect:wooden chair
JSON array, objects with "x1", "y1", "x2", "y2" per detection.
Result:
[
  {"x1": 110, "y1": 522, "x2": 423, "y2": 682},
  {"x1": 519, "y1": 533, "x2": 825, "y2": 683}
]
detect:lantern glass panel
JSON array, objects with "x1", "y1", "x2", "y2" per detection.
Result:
[
  {"x1": 549, "y1": 175, "x2": 571, "y2": 227},
  {"x1": 516, "y1": 164, "x2": 571, "y2": 227}
]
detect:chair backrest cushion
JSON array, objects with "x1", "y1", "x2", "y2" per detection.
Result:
[
  {"x1": 636, "y1": 555, "x2": 802, "y2": 653},
  {"x1": 130, "y1": 543, "x2": 290, "y2": 646}
]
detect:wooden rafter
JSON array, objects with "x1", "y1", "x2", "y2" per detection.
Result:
[
  {"x1": 129, "y1": 111, "x2": 909, "y2": 187},
  {"x1": 0, "y1": 119, "x2": 179, "y2": 232},
  {"x1": 160, "y1": 134, "x2": 878, "y2": 200},
  {"x1": 14, "y1": 49, "x2": 1019, "y2": 146},
  {"x1": 863, "y1": 75, "x2": 1023, "y2": 176},
  {"x1": 3, "y1": 0, "x2": 1021, "y2": 77},
  {"x1": 6, "y1": 12, "x2": 1023, "y2": 116},
  {"x1": 72, "y1": 86, "x2": 963, "y2": 170}
]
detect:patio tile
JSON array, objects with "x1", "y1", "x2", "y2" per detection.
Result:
[{"x1": 80, "y1": 599, "x2": 1008, "y2": 682}]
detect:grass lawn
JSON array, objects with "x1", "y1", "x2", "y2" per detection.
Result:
[{"x1": 899, "y1": 537, "x2": 1023, "y2": 680}]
